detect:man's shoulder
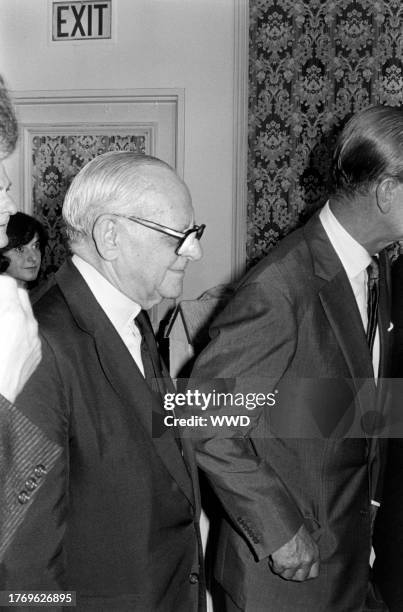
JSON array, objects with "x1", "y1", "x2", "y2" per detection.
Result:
[
  {"x1": 244, "y1": 222, "x2": 313, "y2": 286},
  {"x1": 32, "y1": 271, "x2": 79, "y2": 341},
  {"x1": 33, "y1": 280, "x2": 67, "y2": 321},
  {"x1": 32, "y1": 262, "x2": 105, "y2": 350}
]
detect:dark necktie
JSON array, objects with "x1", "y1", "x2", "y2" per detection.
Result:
[
  {"x1": 135, "y1": 310, "x2": 167, "y2": 396},
  {"x1": 135, "y1": 311, "x2": 184, "y2": 455},
  {"x1": 366, "y1": 257, "x2": 379, "y2": 355}
]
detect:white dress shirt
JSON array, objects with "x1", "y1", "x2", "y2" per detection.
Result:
[
  {"x1": 319, "y1": 202, "x2": 380, "y2": 380},
  {"x1": 72, "y1": 255, "x2": 145, "y2": 376}
]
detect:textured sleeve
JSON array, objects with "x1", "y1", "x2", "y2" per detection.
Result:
[{"x1": 0, "y1": 335, "x2": 66, "y2": 589}]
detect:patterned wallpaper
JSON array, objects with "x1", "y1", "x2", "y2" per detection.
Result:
[
  {"x1": 248, "y1": 0, "x2": 403, "y2": 265},
  {"x1": 32, "y1": 133, "x2": 147, "y2": 279}
]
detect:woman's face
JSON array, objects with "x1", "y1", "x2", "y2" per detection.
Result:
[{"x1": 5, "y1": 232, "x2": 42, "y2": 285}]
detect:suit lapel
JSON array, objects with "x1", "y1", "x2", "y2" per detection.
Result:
[
  {"x1": 304, "y1": 215, "x2": 376, "y2": 407},
  {"x1": 93, "y1": 331, "x2": 196, "y2": 506},
  {"x1": 55, "y1": 260, "x2": 195, "y2": 507},
  {"x1": 303, "y1": 216, "x2": 391, "y2": 499},
  {"x1": 160, "y1": 358, "x2": 201, "y2": 504},
  {"x1": 319, "y1": 273, "x2": 375, "y2": 383}
]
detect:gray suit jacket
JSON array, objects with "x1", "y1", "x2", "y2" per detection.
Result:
[{"x1": 191, "y1": 213, "x2": 391, "y2": 611}]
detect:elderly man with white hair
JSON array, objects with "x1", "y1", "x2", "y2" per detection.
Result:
[{"x1": 0, "y1": 150, "x2": 206, "y2": 612}]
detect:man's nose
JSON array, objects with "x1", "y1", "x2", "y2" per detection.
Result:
[{"x1": 182, "y1": 237, "x2": 203, "y2": 261}]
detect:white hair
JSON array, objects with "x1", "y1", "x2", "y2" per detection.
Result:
[{"x1": 62, "y1": 151, "x2": 178, "y2": 244}]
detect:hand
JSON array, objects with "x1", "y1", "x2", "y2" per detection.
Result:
[
  {"x1": 0, "y1": 276, "x2": 41, "y2": 402},
  {"x1": 269, "y1": 524, "x2": 320, "y2": 581}
]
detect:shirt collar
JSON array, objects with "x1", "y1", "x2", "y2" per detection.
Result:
[
  {"x1": 319, "y1": 202, "x2": 372, "y2": 279},
  {"x1": 72, "y1": 254, "x2": 141, "y2": 333}
]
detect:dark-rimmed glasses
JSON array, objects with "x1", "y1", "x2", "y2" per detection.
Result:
[{"x1": 113, "y1": 214, "x2": 206, "y2": 255}]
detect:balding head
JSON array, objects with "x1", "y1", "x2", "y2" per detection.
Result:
[
  {"x1": 63, "y1": 151, "x2": 190, "y2": 245},
  {"x1": 63, "y1": 151, "x2": 203, "y2": 308},
  {"x1": 329, "y1": 105, "x2": 403, "y2": 253},
  {"x1": 332, "y1": 105, "x2": 403, "y2": 202}
]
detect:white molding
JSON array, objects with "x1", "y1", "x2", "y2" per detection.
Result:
[
  {"x1": 11, "y1": 88, "x2": 185, "y2": 179},
  {"x1": 11, "y1": 88, "x2": 184, "y2": 104},
  {"x1": 232, "y1": 0, "x2": 249, "y2": 281}
]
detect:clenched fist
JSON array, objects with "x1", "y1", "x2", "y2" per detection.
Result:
[
  {"x1": 270, "y1": 524, "x2": 320, "y2": 582},
  {"x1": 0, "y1": 276, "x2": 41, "y2": 402}
]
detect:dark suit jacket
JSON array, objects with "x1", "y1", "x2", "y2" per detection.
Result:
[
  {"x1": 191, "y1": 213, "x2": 391, "y2": 611},
  {"x1": 0, "y1": 260, "x2": 205, "y2": 612},
  {"x1": 373, "y1": 254, "x2": 403, "y2": 611}
]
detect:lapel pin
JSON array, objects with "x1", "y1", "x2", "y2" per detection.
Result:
[{"x1": 387, "y1": 322, "x2": 394, "y2": 332}]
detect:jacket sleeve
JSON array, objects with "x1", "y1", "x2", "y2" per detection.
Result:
[
  {"x1": 189, "y1": 276, "x2": 304, "y2": 560},
  {"x1": 0, "y1": 334, "x2": 66, "y2": 589}
]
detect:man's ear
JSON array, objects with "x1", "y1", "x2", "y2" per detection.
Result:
[
  {"x1": 92, "y1": 215, "x2": 119, "y2": 260},
  {"x1": 376, "y1": 177, "x2": 398, "y2": 214}
]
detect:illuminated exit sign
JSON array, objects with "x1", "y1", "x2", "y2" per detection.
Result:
[{"x1": 52, "y1": 1, "x2": 112, "y2": 41}]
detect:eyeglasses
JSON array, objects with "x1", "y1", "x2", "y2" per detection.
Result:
[{"x1": 114, "y1": 214, "x2": 206, "y2": 255}]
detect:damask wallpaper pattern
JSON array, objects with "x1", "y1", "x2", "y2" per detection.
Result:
[
  {"x1": 32, "y1": 133, "x2": 147, "y2": 279},
  {"x1": 248, "y1": 0, "x2": 403, "y2": 265}
]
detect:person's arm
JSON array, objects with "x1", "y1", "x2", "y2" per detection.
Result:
[
  {"x1": 190, "y1": 276, "x2": 319, "y2": 580},
  {"x1": 0, "y1": 276, "x2": 41, "y2": 402},
  {"x1": 0, "y1": 332, "x2": 65, "y2": 589}
]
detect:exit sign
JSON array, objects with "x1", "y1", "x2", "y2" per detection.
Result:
[{"x1": 52, "y1": 1, "x2": 112, "y2": 41}]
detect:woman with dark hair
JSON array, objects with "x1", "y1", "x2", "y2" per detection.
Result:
[{"x1": 0, "y1": 212, "x2": 47, "y2": 288}]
